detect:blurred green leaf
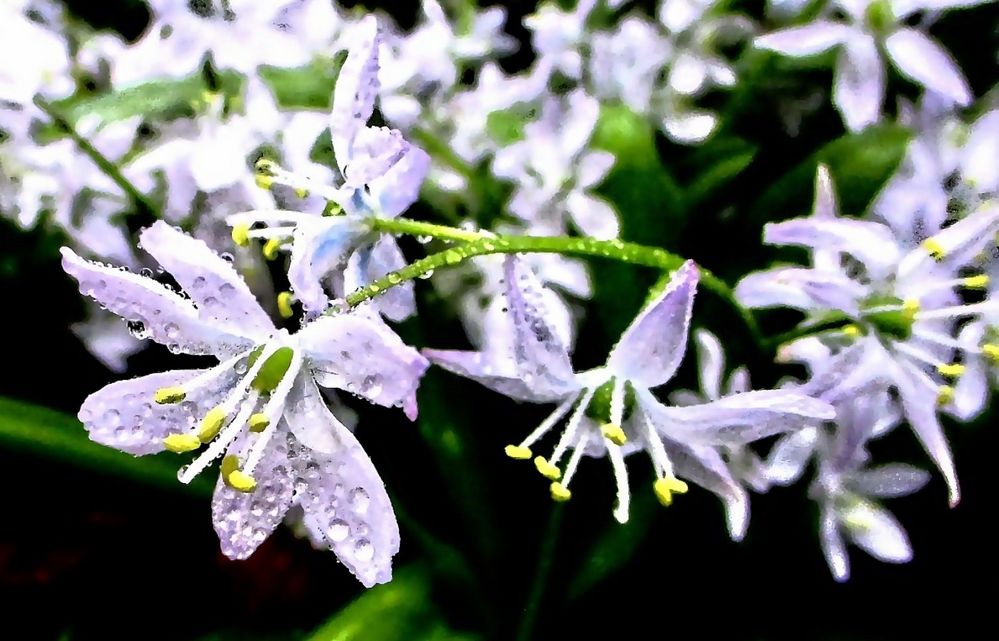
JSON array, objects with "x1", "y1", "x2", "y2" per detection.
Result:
[
  {"x1": 683, "y1": 137, "x2": 758, "y2": 210},
  {"x1": 260, "y1": 54, "x2": 345, "y2": 110},
  {"x1": 0, "y1": 396, "x2": 212, "y2": 496},
  {"x1": 305, "y1": 566, "x2": 478, "y2": 641}
]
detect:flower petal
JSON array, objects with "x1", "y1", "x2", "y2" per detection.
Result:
[
  {"x1": 61, "y1": 248, "x2": 255, "y2": 356},
  {"x1": 212, "y1": 431, "x2": 295, "y2": 560},
  {"x1": 576, "y1": 150, "x2": 616, "y2": 188},
  {"x1": 851, "y1": 463, "x2": 930, "y2": 498},
  {"x1": 566, "y1": 191, "x2": 619, "y2": 240},
  {"x1": 735, "y1": 268, "x2": 865, "y2": 313},
  {"x1": 344, "y1": 126, "x2": 408, "y2": 187},
  {"x1": 834, "y1": 34, "x2": 884, "y2": 131},
  {"x1": 79, "y1": 366, "x2": 238, "y2": 455},
  {"x1": 820, "y1": 505, "x2": 850, "y2": 581},
  {"x1": 841, "y1": 499, "x2": 913, "y2": 564},
  {"x1": 694, "y1": 328, "x2": 724, "y2": 400},
  {"x1": 422, "y1": 349, "x2": 574, "y2": 403},
  {"x1": 764, "y1": 427, "x2": 819, "y2": 486},
  {"x1": 283, "y1": 374, "x2": 352, "y2": 454},
  {"x1": 344, "y1": 236, "x2": 415, "y2": 323},
  {"x1": 287, "y1": 217, "x2": 368, "y2": 314},
  {"x1": 607, "y1": 261, "x2": 698, "y2": 389},
  {"x1": 139, "y1": 221, "x2": 274, "y2": 338},
  {"x1": 662, "y1": 436, "x2": 749, "y2": 540},
  {"x1": 754, "y1": 21, "x2": 851, "y2": 56},
  {"x1": 330, "y1": 15, "x2": 381, "y2": 169},
  {"x1": 885, "y1": 28, "x2": 971, "y2": 106},
  {"x1": 299, "y1": 313, "x2": 429, "y2": 419},
  {"x1": 288, "y1": 428, "x2": 400, "y2": 588},
  {"x1": 764, "y1": 217, "x2": 901, "y2": 275},
  {"x1": 368, "y1": 141, "x2": 430, "y2": 218}
]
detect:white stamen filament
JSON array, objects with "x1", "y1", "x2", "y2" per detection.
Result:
[
  {"x1": 894, "y1": 341, "x2": 951, "y2": 370},
  {"x1": 179, "y1": 391, "x2": 259, "y2": 483},
  {"x1": 175, "y1": 352, "x2": 249, "y2": 396},
  {"x1": 560, "y1": 433, "x2": 590, "y2": 488},
  {"x1": 517, "y1": 394, "x2": 578, "y2": 449},
  {"x1": 549, "y1": 387, "x2": 597, "y2": 465},
  {"x1": 227, "y1": 210, "x2": 310, "y2": 227},
  {"x1": 246, "y1": 226, "x2": 296, "y2": 240},
  {"x1": 609, "y1": 378, "x2": 625, "y2": 427},
  {"x1": 641, "y1": 411, "x2": 676, "y2": 479},
  {"x1": 914, "y1": 329, "x2": 974, "y2": 352},
  {"x1": 607, "y1": 442, "x2": 631, "y2": 524},
  {"x1": 243, "y1": 352, "x2": 304, "y2": 474},
  {"x1": 917, "y1": 301, "x2": 999, "y2": 321}
]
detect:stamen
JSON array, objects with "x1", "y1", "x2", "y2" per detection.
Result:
[
  {"x1": 163, "y1": 433, "x2": 201, "y2": 453},
  {"x1": 248, "y1": 413, "x2": 270, "y2": 433},
  {"x1": 277, "y1": 291, "x2": 294, "y2": 319},
  {"x1": 937, "y1": 385, "x2": 955, "y2": 406},
  {"x1": 231, "y1": 223, "x2": 251, "y2": 247},
  {"x1": 902, "y1": 298, "x2": 920, "y2": 320},
  {"x1": 226, "y1": 469, "x2": 257, "y2": 493},
  {"x1": 607, "y1": 443, "x2": 631, "y2": 524},
  {"x1": 983, "y1": 343, "x2": 999, "y2": 363},
  {"x1": 842, "y1": 324, "x2": 862, "y2": 337},
  {"x1": 243, "y1": 353, "x2": 304, "y2": 475},
  {"x1": 962, "y1": 274, "x2": 990, "y2": 289},
  {"x1": 549, "y1": 482, "x2": 572, "y2": 501},
  {"x1": 534, "y1": 456, "x2": 562, "y2": 480},
  {"x1": 179, "y1": 393, "x2": 259, "y2": 484},
  {"x1": 922, "y1": 237, "x2": 946, "y2": 261},
  {"x1": 154, "y1": 386, "x2": 186, "y2": 404},
  {"x1": 600, "y1": 423, "x2": 627, "y2": 445},
  {"x1": 515, "y1": 394, "x2": 579, "y2": 450},
  {"x1": 263, "y1": 238, "x2": 284, "y2": 260},
  {"x1": 549, "y1": 387, "x2": 597, "y2": 465},
  {"x1": 220, "y1": 454, "x2": 240, "y2": 478},
  {"x1": 504, "y1": 445, "x2": 532, "y2": 460},
  {"x1": 936, "y1": 363, "x2": 966, "y2": 378},
  {"x1": 653, "y1": 476, "x2": 689, "y2": 507},
  {"x1": 917, "y1": 301, "x2": 999, "y2": 321},
  {"x1": 197, "y1": 406, "x2": 228, "y2": 443}
]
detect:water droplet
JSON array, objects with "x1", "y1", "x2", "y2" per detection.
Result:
[
  {"x1": 219, "y1": 283, "x2": 236, "y2": 297},
  {"x1": 139, "y1": 267, "x2": 154, "y2": 278},
  {"x1": 164, "y1": 322, "x2": 180, "y2": 339},
  {"x1": 416, "y1": 235, "x2": 432, "y2": 244},
  {"x1": 418, "y1": 269, "x2": 434, "y2": 279},
  {"x1": 220, "y1": 252, "x2": 235, "y2": 264},
  {"x1": 444, "y1": 249, "x2": 462, "y2": 265},
  {"x1": 350, "y1": 488, "x2": 370, "y2": 514},
  {"x1": 193, "y1": 276, "x2": 207, "y2": 289},
  {"x1": 328, "y1": 519, "x2": 350, "y2": 542},
  {"x1": 102, "y1": 409, "x2": 120, "y2": 427},
  {"x1": 354, "y1": 538, "x2": 374, "y2": 562},
  {"x1": 126, "y1": 320, "x2": 149, "y2": 339},
  {"x1": 386, "y1": 273, "x2": 401, "y2": 285},
  {"x1": 176, "y1": 465, "x2": 190, "y2": 481}
]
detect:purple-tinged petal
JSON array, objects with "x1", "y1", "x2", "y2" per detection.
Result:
[
  {"x1": 344, "y1": 236, "x2": 415, "y2": 323},
  {"x1": 797, "y1": 341, "x2": 889, "y2": 404},
  {"x1": 640, "y1": 387, "x2": 834, "y2": 446},
  {"x1": 139, "y1": 221, "x2": 274, "y2": 338},
  {"x1": 79, "y1": 367, "x2": 239, "y2": 455},
  {"x1": 885, "y1": 28, "x2": 971, "y2": 106},
  {"x1": 662, "y1": 436, "x2": 749, "y2": 540},
  {"x1": 851, "y1": 464, "x2": 930, "y2": 498},
  {"x1": 834, "y1": 34, "x2": 885, "y2": 131},
  {"x1": 368, "y1": 143, "x2": 430, "y2": 218},
  {"x1": 754, "y1": 22, "x2": 852, "y2": 56},
  {"x1": 344, "y1": 126, "x2": 407, "y2": 188},
  {"x1": 765, "y1": 427, "x2": 819, "y2": 486},
  {"x1": 287, "y1": 428, "x2": 399, "y2": 588},
  {"x1": 764, "y1": 217, "x2": 901, "y2": 274},
  {"x1": 735, "y1": 267, "x2": 865, "y2": 313},
  {"x1": 423, "y1": 349, "x2": 575, "y2": 403},
  {"x1": 820, "y1": 505, "x2": 850, "y2": 581},
  {"x1": 61, "y1": 248, "x2": 255, "y2": 356},
  {"x1": 576, "y1": 150, "x2": 615, "y2": 189},
  {"x1": 921, "y1": 204, "x2": 999, "y2": 268},
  {"x1": 330, "y1": 15, "x2": 381, "y2": 169},
  {"x1": 566, "y1": 191, "x2": 619, "y2": 240},
  {"x1": 283, "y1": 374, "x2": 352, "y2": 454},
  {"x1": 287, "y1": 217, "x2": 368, "y2": 314},
  {"x1": 694, "y1": 329, "x2": 725, "y2": 400},
  {"x1": 841, "y1": 499, "x2": 913, "y2": 563},
  {"x1": 503, "y1": 256, "x2": 579, "y2": 396},
  {"x1": 607, "y1": 261, "x2": 698, "y2": 389},
  {"x1": 299, "y1": 313, "x2": 429, "y2": 418},
  {"x1": 212, "y1": 431, "x2": 295, "y2": 560},
  {"x1": 950, "y1": 322, "x2": 988, "y2": 421}
]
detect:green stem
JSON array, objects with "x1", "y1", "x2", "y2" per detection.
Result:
[
  {"x1": 514, "y1": 505, "x2": 564, "y2": 641},
  {"x1": 356, "y1": 217, "x2": 765, "y2": 344},
  {"x1": 768, "y1": 313, "x2": 855, "y2": 350},
  {"x1": 34, "y1": 97, "x2": 158, "y2": 217}
]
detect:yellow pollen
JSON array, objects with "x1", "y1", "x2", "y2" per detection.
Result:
[
  {"x1": 937, "y1": 385, "x2": 955, "y2": 406},
  {"x1": 294, "y1": 187, "x2": 309, "y2": 199},
  {"x1": 533, "y1": 456, "x2": 562, "y2": 481},
  {"x1": 255, "y1": 158, "x2": 277, "y2": 174},
  {"x1": 277, "y1": 291, "x2": 294, "y2": 319},
  {"x1": 842, "y1": 324, "x2": 861, "y2": 337},
  {"x1": 902, "y1": 298, "x2": 920, "y2": 319},
  {"x1": 198, "y1": 407, "x2": 228, "y2": 443},
  {"x1": 962, "y1": 274, "x2": 990, "y2": 289},
  {"x1": 653, "y1": 476, "x2": 689, "y2": 507},
  {"x1": 983, "y1": 343, "x2": 999, "y2": 363},
  {"x1": 505, "y1": 444, "x2": 532, "y2": 460},
  {"x1": 549, "y1": 482, "x2": 572, "y2": 502},
  {"x1": 921, "y1": 238, "x2": 946, "y2": 261},
  {"x1": 226, "y1": 470, "x2": 257, "y2": 493},
  {"x1": 221, "y1": 454, "x2": 240, "y2": 479},
  {"x1": 154, "y1": 386, "x2": 186, "y2": 404},
  {"x1": 248, "y1": 413, "x2": 270, "y2": 433},
  {"x1": 231, "y1": 223, "x2": 250, "y2": 247},
  {"x1": 600, "y1": 423, "x2": 627, "y2": 446},
  {"x1": 162, "y1": 433, "x2": 201, "y2": 453},
  {"x1": 263, "y1": 238, "x2": 282, "y2": 260},
  {"x1": 936, "y1": 363, "x2": 966, "y2": 378},
  {"x1": 255, "y1": 174, "x2": 274, "y2": 190}
]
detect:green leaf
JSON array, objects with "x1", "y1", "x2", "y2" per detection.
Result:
[
  {"x1": 305, "y1": 566, "x2": 478, "y2": 641},
  {"x1": 260, "y1": 54, "x2": 345, "y2": 110},
  {"x1": 0, "y1": 396, "x2": 212, "y2": 496},
  {"x1": 683, "y1": 137, "x2": 758, "y2": 210}
]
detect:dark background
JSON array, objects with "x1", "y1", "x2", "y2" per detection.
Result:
[{"x1": 2, "y1": 1, "x2": 997, "y2": 639}]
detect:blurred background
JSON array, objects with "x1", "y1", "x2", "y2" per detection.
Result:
[{"x1": 2, "y1": 1, "x2": 997, "y2": 640}]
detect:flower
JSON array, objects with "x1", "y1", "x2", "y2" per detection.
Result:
[
  {"x1": 228, "y1": 15, "x2": 430, "y2": 318},
  {"x1": 755, "y1": 0, "x2": 978, "y2": 131},
  {"x1": 62, "y1": 221, "x2": 428, "y2": 587},
  {"x1": 737, "y1": 165, "x2": 999, "y2": 505},
  {"x1": 425, "y1": 257, "x2": 833, "y2": 535}
]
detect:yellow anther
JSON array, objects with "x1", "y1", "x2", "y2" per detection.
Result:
[
  {"x1": 197, "y1": 406, "x2": 228, "y2": 443},
  {"x1": 921, "y1": 237, "x2": 946, "y2": 261},
  {"x1": 162, "y1": 433, "x2": 202, "y2": 453},
  {"x1": 248, "y1": 413, "x2": 270, "y2": 433},
  {"x1": 277, "y1": 291, "x2": 294, "y2": 319},
  {"x1": 505, "y1": 444, "x2": 532, "y2": 460},
  {"x1": 263, "y1": 238, "x2": 282, "y2": 260},
  {"x1": 549, "y1": 482, "x2": 572, "y2": 502},
  {"x1": 154, "y1": 386, "x2": 186, "y2": 404},
  {"x1": 294, "y1": 187, "x2": 309, "y2": 199},
  {"x1": 255, "y1": 174, "x2": 274, "y2": 190},
  {"x1": 983, "y1": 343, "x2": 999, "y2": 363},
  {"x1": 533, "y1": 456, "x2": 562, "y2": 481},
  {"x1": 600, "y1": 423, "x2": 627, "y2": 446},
  {"x1": 902, "y1": 298, "x2": 920, "y2": 319},
  {"x1": 962, "y1": 274, "x2": 990, "y2": 289},
  {"x1": 226, "y1": 469, "x2": 257, "y2": 493},
  {"x1": 254, "y1": 157, "x2": 277, "y2": 174},
  {"x1": 231, "y1": 223, "x2": 251, "y2": 247},
  {"x1": 653, "y1": 476, "x2": 689, "y2": 507},
  {"x1": 842, "y1": 324, "x2": 861, "y2": 337},
  {"x1": 937, "y1": 385, "x2": 955, "y2": 406},
  {"x1": 221, "y1": 454, "x2": 240, "y2": 479},
  {"x1": 936, "y1": 363, "x2": 966, "y2": 378}
]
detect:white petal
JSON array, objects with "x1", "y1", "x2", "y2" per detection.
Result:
[
  {"x1": 755, "y1": 22, "x2": 852, "y2": 56},
  {"x1": 765, "y1": 427, "x2": 819, "y2": 485},
  {"x1": 842, "y1": 499, "x2": 913, "y2": 564},
  {"x1": 694, "y1": 329, "x2": 725, "y2": 400},
  {"x1": 566, "y1": 191, "x2": 620, "y2": 240},
  {"x1": 834, "y1": 35, "x2": 885, "y2": 131},
  {"x1": 885, "y1": 28, "x2": 971, "y2": 106},
  {"x1": 851, "y1": 464, "x2": 930, "y2": 498}
]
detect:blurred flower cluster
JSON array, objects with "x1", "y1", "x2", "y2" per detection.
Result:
[{"x1": 2, "y1": 0, "x2": 997, "y2": 600}]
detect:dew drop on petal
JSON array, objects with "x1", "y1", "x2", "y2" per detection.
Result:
[
  {"x1": 328, "y1": 519, "x2": 350, "y2": 542},
  {"x1": 354, "y1": 538, "x2": 374, "y2": 562}
]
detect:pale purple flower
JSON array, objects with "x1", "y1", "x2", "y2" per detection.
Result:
[
  {"x1": 589, "y1": 15, "x2": 673, "y2": 115},
  {"x1": 737, "y1": 165, "x2": 999, "y2": 504},
  {"x1": 755, "y1": 0, "x2": 981, "y2": 131},
  {"x1": 426, "y1": 257, "x2": 833, "y2": 534},
  {"x1": 0, "y1": 1, "x2": 72, "y2": 111},
  {"x1": 525, "y1": 0, "x2": 599, "y2": 82},
  {"x1": 62, "y1": 221, "x2": 428, "y2": 587}
]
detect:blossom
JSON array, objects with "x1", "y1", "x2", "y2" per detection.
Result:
[
  {"x1": 736, "y1": 165, "x2": 999, "y2": 504},
  {"x1": 228, "y1": 16, "x2": 429, "y2": 318},
  {"x1": 755, "y1": 0, "x2": 979, "y2": 131},
  {"x1": 425, "y1": 257, "x2": 833, "y2": 535},
  {"x1": 767, "y1": 388, "x2": 929, "y2": 581},
  {"x1": 62, "y1": 221, "x2": 428, "y2": 587}
]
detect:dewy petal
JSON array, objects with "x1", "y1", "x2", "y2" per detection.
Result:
[
  {"x1": 422, "y1": 349, "x2": 576, "y2": 403},
  {"x1": 885, "y1": 28, "x2": 972, "y2": 106},
  {"x1": 607, "y1": 261, "x2": 698, "y2": 389},
  {"x1": 834, "y1": 34, "x2": 885, "y2": 132},
  {"x1": 79, "y1": 366, "x2": 239, "y2": 455},
  {"x1": 287, "y1": 427, "x2": 400, "y2": 588},
  {"x1": 61, "y1": 248, "x2": 255, "y2": 356},
  {"x1": 344, "y1": 236, "x2": 415, "y2": 323},
  {"x1": 640, "y1": 387, "x2": 835, "y2": 446},
  {"x1": 764, "y1": 427, "x2": 819, "y2": 486},
  {"x1": 565, "y1": 191, "x2": 619, "y2": 240},
  {"x1": 138, "y1": 221, "x2": 274, "y2": 338},
  {"x1": 764, "y1": 217, "x2": 901, "y2": 275},
  {"x1": 754, "y1": 21, "x2": 852, "y2": 56},
  {"x1": 344, "y1": 126, "x2": 407, "y2": 188},
  {"x1": 851, "y1": 463, "x2": 931, "y2": 498},
  {"x1": 330, "y1": 15, "x2": 381, "y2": 169},
  {"x1": 367, "y1": 143, "x2": 430, "y2": 218},
  {"x1": 299, "y1": 313, "x2": 429, "y2": 419},
  {"x1": 735, "y1": 267, "x2": 865, "y2": 314},
  {"x1": 212, "y1": 431, "x2": 295, "y2": 560},
  {"x1": 282, "y1": 373, "x2": 353, "y2": 454},
  {"x1": 842, "y1": 499, "x2": 913, "y2": 564},
  {"x1": 694, "y1": 329, "x2": 725, "y2": 401},
  {"x1": 820, "y1": 505, "x2": 850, "y2": 582},
  {"x1": 287, "y1": 217, "x2": 368, "y2": 314},
  {"x1": 503, "y1": 257, "x2": 579, "y2": 396}
]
